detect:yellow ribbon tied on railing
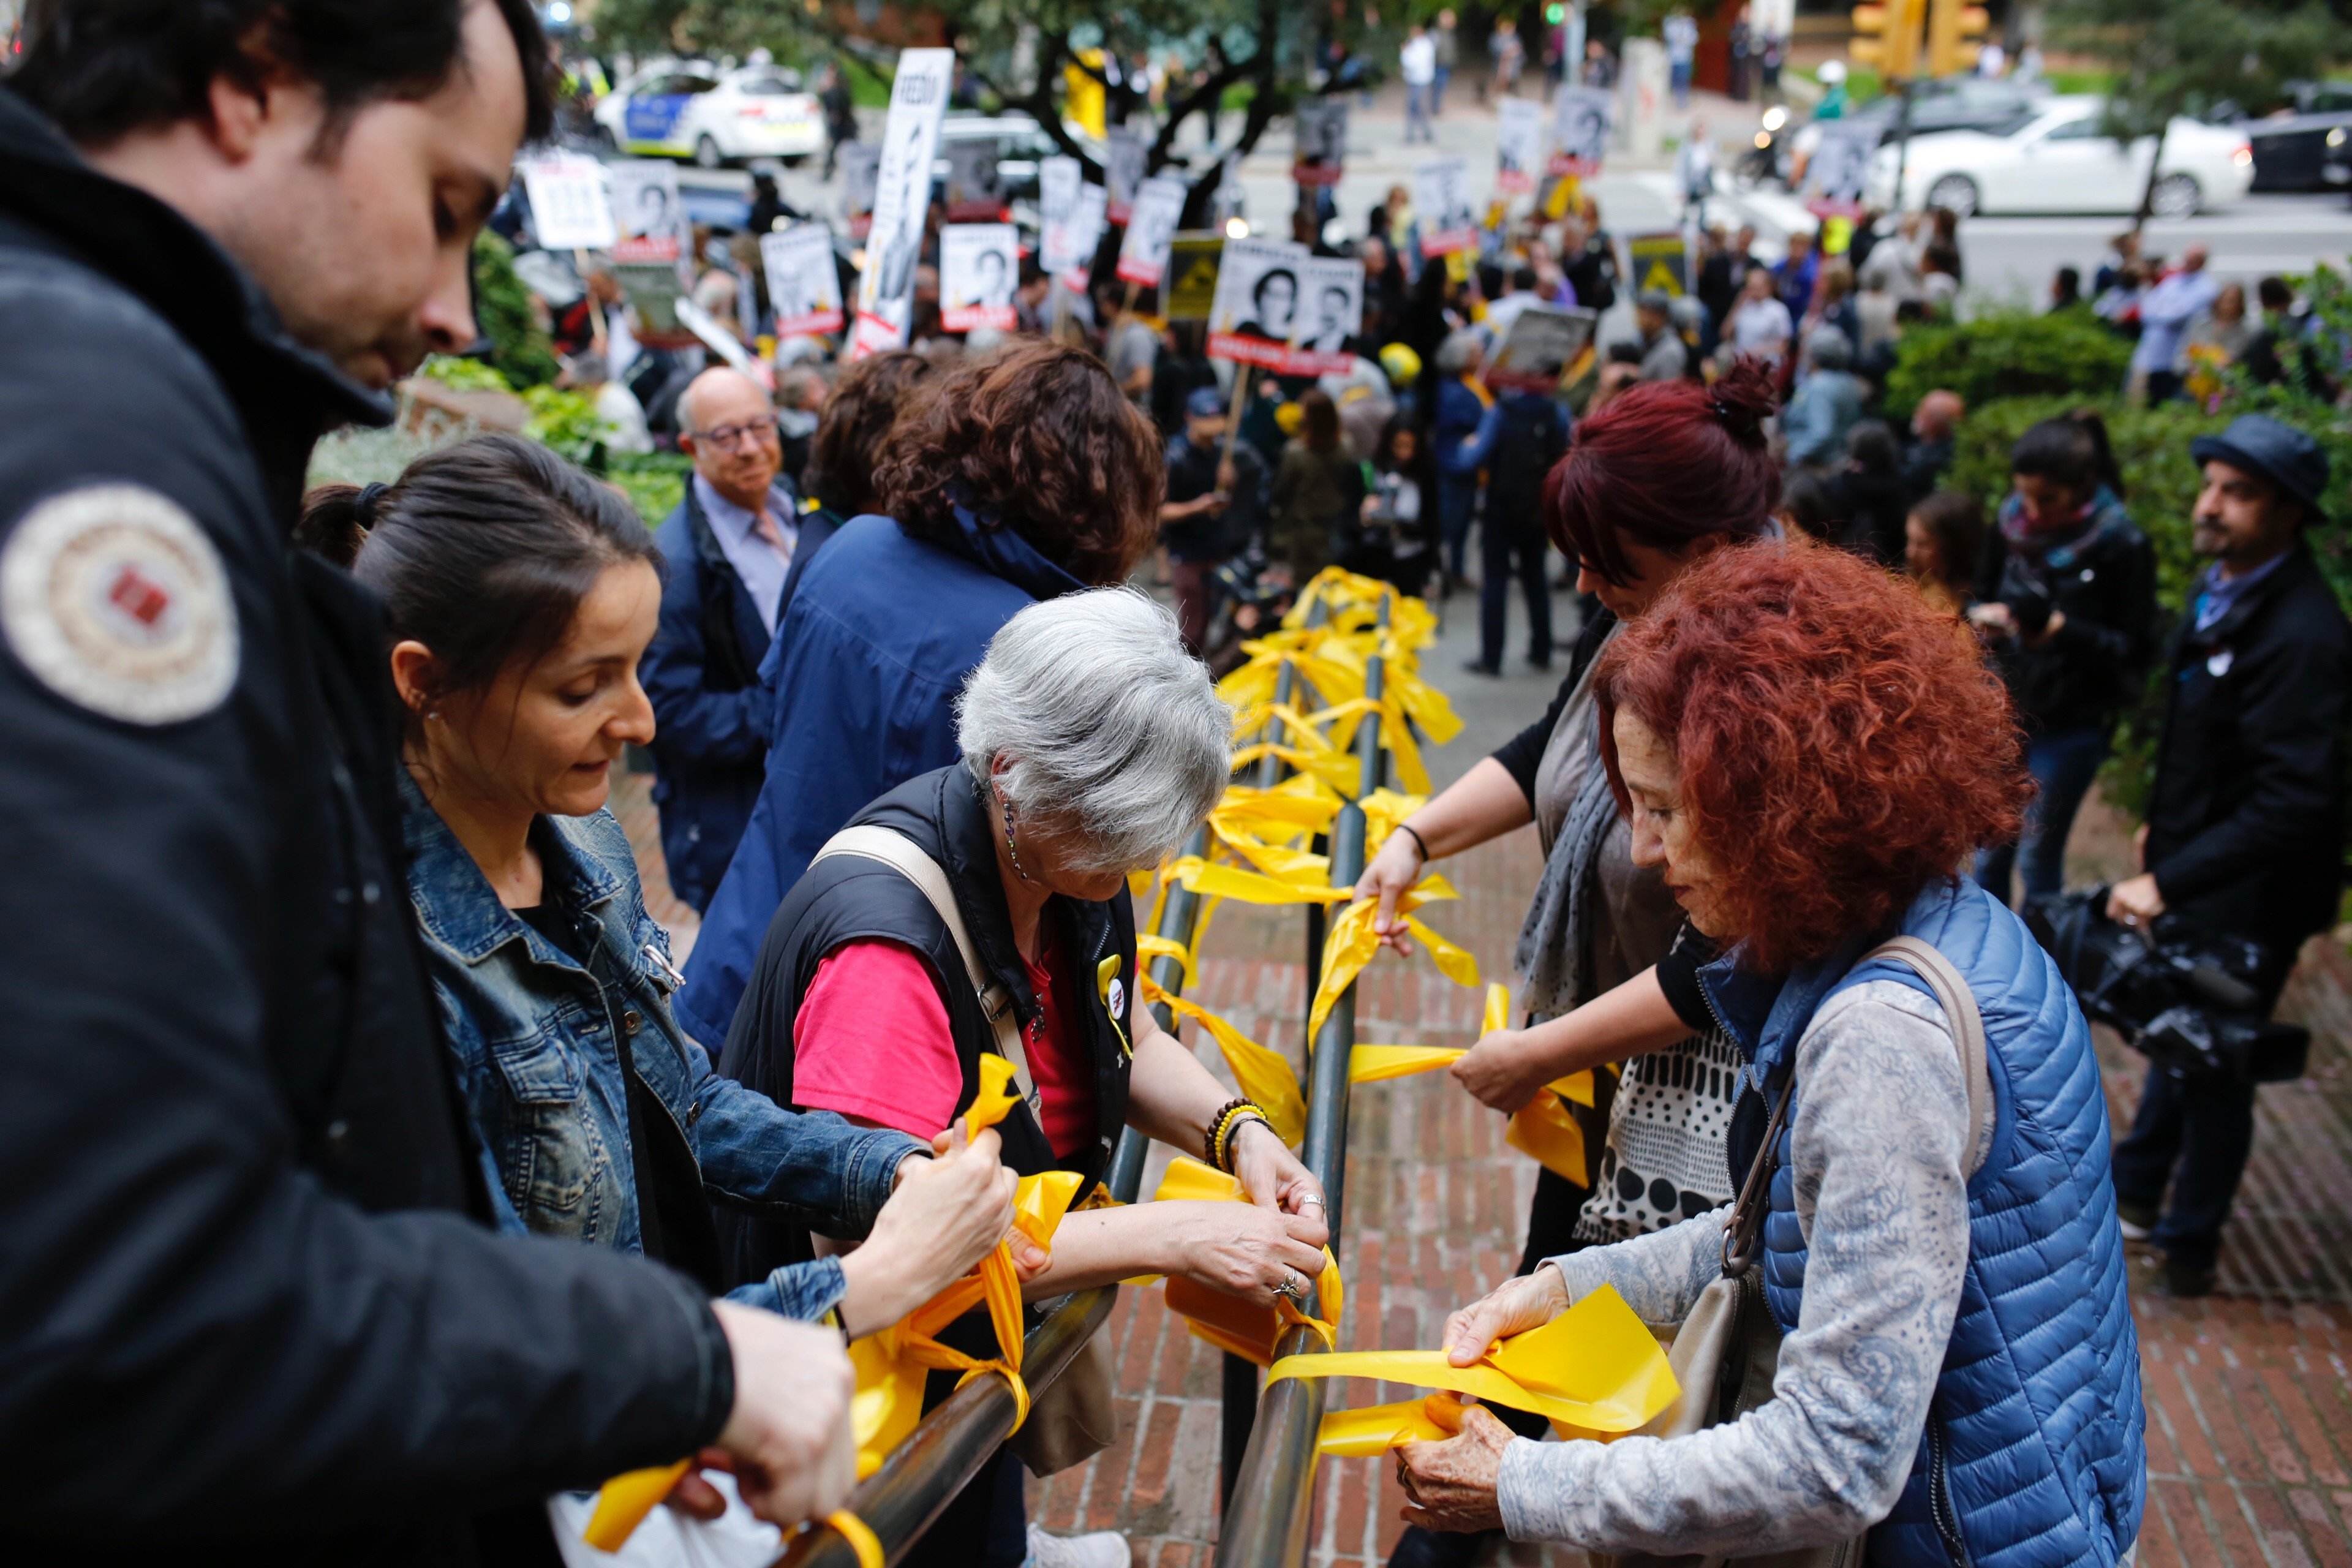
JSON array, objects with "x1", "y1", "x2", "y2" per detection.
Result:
[
  {"x1": 1270, "y1": 1283, "x2": 1679, "y2": 1454},
  {"x1": 1306, "y1": 880, "x2": 1479, "y2": 1042},
  {"x1": 1138, "y1": 973, "x2": 1306, "y2": 1147},
  {"x1": 1346, "y1": 987, "x2": 1602, "y2": 1187},
  {"x1": 1169, "y1": 854, "x2": 1353, "y2": 910},
  {"x1": 1153, "y1": 1157, "x2": 1343, "y2": 1366}
]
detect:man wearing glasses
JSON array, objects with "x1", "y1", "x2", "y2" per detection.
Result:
[{"x1": 644, "y1": 368, "x2": 799, "y2": 911}]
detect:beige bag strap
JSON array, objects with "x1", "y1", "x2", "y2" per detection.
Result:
[
  {"x1": 810, "y1": 824, "x2": 1040, "y2": 1120},
  {"x1": 1863, "y1": 935, "x2": 1993, "y2": 1178}
]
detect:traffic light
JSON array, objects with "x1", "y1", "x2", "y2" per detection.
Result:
[
  {"x1": 1849, "y1": 0, "x2": 1922, "y2": 80},
  {"x1": 1926, "y1": 0, "x2": 1991, "y2": 77}
]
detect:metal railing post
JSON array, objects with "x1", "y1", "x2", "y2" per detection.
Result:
[{"x1": 1212, "y1": 598, "x2": 1392, "y2": 1568}]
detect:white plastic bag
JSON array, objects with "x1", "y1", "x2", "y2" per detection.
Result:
[{"x1": 548, "y1": 1471, "x2": 783, "y2": 1568}]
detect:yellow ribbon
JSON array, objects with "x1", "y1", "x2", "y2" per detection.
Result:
[
  {"x1": 1139, "y1": 973, "x2": 1306, "y2": 1147},
  {"x1": 1154, "y1": 1158, "x2": 1343, "y2": 1366},
  {"x1": 1316, "y1": 1392, "x2": 1469, "y2": 1455},
  {"x1": 1134, "y1": 932, "x2": 1194, "y2": 989},
  {"x1": 1271, "y1": 1284, "x2": 1679, "y2": 1449},
  {"x1": 1306, "y1": 883, "x2": 1479, "y2": 1042},
  {"x1": 1169, "y1": 854, "x2": 1352, "y2": 909}
]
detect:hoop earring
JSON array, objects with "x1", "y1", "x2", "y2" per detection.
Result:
[{"x1": 1001, "y1": 794, "x2": 1035, "y2": 884}]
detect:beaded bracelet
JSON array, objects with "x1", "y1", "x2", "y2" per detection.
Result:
[
  {"x1": 1204, "y1": 1096, "x2": 1270, "y2": 1173},
  {"x1": 1218, "y1": 1109, "x2": 1272, "y2": 1173}
]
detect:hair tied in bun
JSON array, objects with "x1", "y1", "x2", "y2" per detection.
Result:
[
  {"x1": 355, "y1": 483, "x2": 390, "y2": 526},
  {"x1": 1704, "y1": 356, "x2": 1778, "y2": 448}
]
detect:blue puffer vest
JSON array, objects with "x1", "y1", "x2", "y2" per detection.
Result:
[{"x1": 1706, "y1": 878, "x2": 2145, "y2": 1567}]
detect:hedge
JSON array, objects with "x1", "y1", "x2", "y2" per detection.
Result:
[{"x1": 1885, "y1": 308, "x2": 2135, "y2": 424}]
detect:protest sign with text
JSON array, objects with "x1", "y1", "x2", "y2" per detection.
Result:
[{"x1": 760, "y1": 223, "x2": 844, "y2": 337}]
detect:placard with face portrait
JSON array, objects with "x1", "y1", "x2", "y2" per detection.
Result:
[
  {"x1": 1804, "y1": 122, "x2": 1875, "y2": 218},
  {"x1": 1548, "y1": 85, "x2": 1614, "y2": 177},
  {"x1": 1114, "y1": 175, "x2": 1187, "y2": 287},
  {"x1": 608, "y1": 160, "x2": 683, "y2": 263},
  {"x1": 1205, "y1": 236, "x2": 1362, "y2": 376},
  {"x1": 1292, "y1": 97, "x2": 1349, "y2": 187},
  {"x1": 838, "y1": 141, "x2": 881, "y2": 236},
  {"x1": 1054, "y1": 183, "x2": 1107, "y2": 288},
  {"x1": 1485, "y1": 304, "x2": 1599, "y2": 391},
  {"x1": 941, "y1": 224, "x2": 1020, "y2": 331},
  {"x1": 1038, "y1": 156, "x2": 1083, "y2": 274},
  {"x1": 761, "y1": 222, "x2": 844, "y2": 337},
  {"x1": 1496, "y1": 97, "x2": 1545, "y2": 195},
  {"x1": 943, "y1": 137, "x2": 1005, "y2": 221},
  {"x1": 1414, "y1": 156, "x2": 1477, "y2": 257},
  {"x1": 1104, "y1": 130, "x2": 1148, "y2": 224},
  {"x1": 851, "y1": 47, "x2": 955, "y2": 358}
]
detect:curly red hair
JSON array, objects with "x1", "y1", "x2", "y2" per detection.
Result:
[{"x1": 1594, "y1": 541, "x2": 2030, "y2": 973}]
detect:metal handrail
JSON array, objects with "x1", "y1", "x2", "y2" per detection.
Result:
[{"x1": 1211, "y1": 597, "x2": 1392, "y2": 1568}]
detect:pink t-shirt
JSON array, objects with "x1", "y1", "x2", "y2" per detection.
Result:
[{"x1": 793, "y1": 936, "x2": 1096, "y2": 1158}]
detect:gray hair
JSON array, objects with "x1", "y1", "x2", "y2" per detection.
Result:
[
  {"x1": 1435, "y1": 328, "x2": 1485, "y2": 375},
  {"x1": 956, "y1": 588, "x2": 1232, "y2": 873},
  {"x1": 1809, "y1": 328, "x2": 1853, "y2": 369}
]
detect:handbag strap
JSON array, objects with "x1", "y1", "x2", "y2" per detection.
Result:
[
  {"x1": 1723, "y1": 933, "x2": 1993, "y2": 1278},
  {"x1": 1862, "y1": 935, "x2": 1994, "y2": 1178},
  {"x1": 810, "y1": 824, "x2": 1040, "y2": 1119}
]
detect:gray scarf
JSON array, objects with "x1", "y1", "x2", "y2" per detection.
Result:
[{"x1": 1513, "y1": 622, "x2": 1624, "y2": 1018}]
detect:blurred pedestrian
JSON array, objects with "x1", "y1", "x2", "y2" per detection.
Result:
[
  {"x1": 1403, "y1": 23, "x2": 1438, "y2": 143},
  {"x1": 1779, "y1": 330, "x2": 1863, "y2": 470},
  {"x1": 1665, "y1": 10, "x2": 1699, "y2": 107},
  {"x1": 1270, "y1": 389, "x2": 1365, "y2": 585},
  {"x1": 1902, "y1": 388, "x2": 1964, "y2": 502},
  {"x1": 1906, "y1": 489, "x2": 1986, "y2": 619},
  {"x1": 1161, "y1": 385, "x2": 1266, "y2": 652},
  {"x1": 2134, "y1": 244, "x2": 2217, "y2": 403},
  {"x1": 1434, "y1": 9, "x2": 1461, "y2": 112}
]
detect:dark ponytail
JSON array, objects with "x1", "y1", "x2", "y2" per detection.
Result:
[{"x1": 314, "y1": 434, "x2": 660, "y2": 717}]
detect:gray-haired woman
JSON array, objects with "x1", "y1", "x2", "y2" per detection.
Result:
[{"x1": 720, "y1": 587, "x2": 1329, "y2": 1568}]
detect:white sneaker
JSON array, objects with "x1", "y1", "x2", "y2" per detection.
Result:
[{"x1": 1023, "y1": 1524, "x2": 1131, "y2": 1568}]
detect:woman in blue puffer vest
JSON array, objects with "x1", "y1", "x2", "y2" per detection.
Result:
[{"x1": 1398, "y1": 541, "x2": 2145, "y2": 1567}]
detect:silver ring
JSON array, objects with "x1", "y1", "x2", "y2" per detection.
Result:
[
  {"x1": 1298, "y1": 1195, "x2": 1327, "y2": 1210},
  {"x1": 1273, "y1": 1271, "x2": 1309, "y2": 1305}
]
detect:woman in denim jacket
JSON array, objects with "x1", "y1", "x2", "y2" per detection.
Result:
[{"x1": 320, "y1": 435, "x2": 1023, "y2": 1343}]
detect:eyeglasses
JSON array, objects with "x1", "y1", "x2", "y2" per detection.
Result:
[{"x1": 692, "y1": 420, "x2": 780, "y2": 451}]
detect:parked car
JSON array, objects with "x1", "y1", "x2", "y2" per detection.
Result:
[
  {"x1": 2233, "y1": 82, "x2": 2352, "y2": 191},
  {"x1": 594, "y1": 61, "x2": 824, "y2": 167},
  {"x1": 1865, "y1": 96, "x2": 2255, "y2": 217},
  {"x1": 1790, "y1": 74, "x2": 2049, "y2": 174}
]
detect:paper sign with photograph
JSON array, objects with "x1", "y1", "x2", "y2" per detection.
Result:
[
  {"x1": 1413, "y1": 157, "x2": 1477, "y2": 257},
  {"x1": 608, "y1": 160, "x2": 682, "y2": 262},
  {"x1": 943, "y1": 137, "x2": 1004, "y2": 220},
  {"x1": 1115, "y1": 175, "x2": 1187, "y2": 287},
  {"x1": 1205, "y1": 238, "x2": 1360, "y2": 376},
  {"x1": 1548, "y1": 86, "x2": 1613, "y2": 177},
  {"x1": 1804, "y1": 123, "x2": 1875, "y2": 218},
  {"x1": 941, "y1": 224, "x2": 1020, "y2": 332},
  {"x1": 852, "y1": 47, "x2": 956, "y2": 357},
  {"x1": 614, "y1": 262, "x2": 695, "y2": 349},
  {"x1": 519, "y1": 153, "x2": 614, "y2": 251},
  {"x1": 1055, "y1": 183, "x2": 1107, "y2": 288},
  {"x1": 1038, "y1": 156, "x2": 1083, "y2": 273},
  {"x1": 1485, "y1": 305, "x2": 1597, "y2": 391},
  {"x1": 761, "y1": 224, "x2": 844, "y2": 337},
  {"x1": 1104, "y1": 130, "x2": 1147, "y2": 224},
  {"x1": 1496, "y1": 98, "x2": 1545, "y2": 195},
  {"x1": 839, "y1": 141, "x2": 881, "y2": 236},
  {"x1": 1292, "y1": 98, "x2": 1349, "y2": 187}
]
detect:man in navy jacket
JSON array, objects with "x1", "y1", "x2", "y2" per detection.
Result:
[{"x1": 646, "y1": 368, "x2": 799, "y2": 910}]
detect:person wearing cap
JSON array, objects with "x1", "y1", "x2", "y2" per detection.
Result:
[
  {"x1": 1161, "y1": 383, "x2": 1266, "y2": 655},
  {"x1": 1634, "y1": 290, "x2": 1689, "y2": 382},
  {"x1": 2109, "y1": 413, "x2": 2351, "y2": 1297}
]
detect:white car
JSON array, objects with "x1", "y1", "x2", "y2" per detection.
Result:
[
  {"x1": 594, "y1": 62, "x2": 823, "y2": 168},
  {"x1": 1865, "y1": 96, "x2": 2254, "y2": 218}
]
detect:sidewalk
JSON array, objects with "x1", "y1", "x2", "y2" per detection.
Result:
[{"x1": 614, "y1": 581, "x2": 2352, "y2": 1567}]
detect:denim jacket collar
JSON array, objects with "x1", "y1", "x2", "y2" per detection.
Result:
[{"x1": 397, "y1": 769, "x2": 628, "y2": 969}]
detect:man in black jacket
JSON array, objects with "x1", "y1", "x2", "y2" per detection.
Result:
[
  {"x1": 0, "y1": 3, "x2": 856, "y2": 1558},
  {"x1": 2109, "y1": 415, "x2": 2352, "y2": 1297}
]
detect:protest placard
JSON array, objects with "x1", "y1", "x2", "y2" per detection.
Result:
[
  {"x1": 1414, "y1": 157, "x2": 1477, "y2": 257},
  {"x1": 519, "y1": 152, "x2": 614, "y2": 251},
  {"x1": 1805, "y1": 122, "x2": 1875, "y2": 219},
  {"x1": 1486, "y1": 305, "x2": 1599, "y2": 391},
  {"x1": 838, "y1": 141, "x2": 880, "y2": 236},
  {"x1": 1205, "y1": 238, "x2": 1362, "y2": 376},
  {"x1": 1104, "y1": 130, "x2": 1147, "y2": 224},
  {"x1": 760, "y1": 223, "x2": 844, "y2": 337},
  {"x1": 1548, "y1": 85, "x2": 1613, "y2": 177},
  {"x1": 941, "y1": 224, "x2": 1020, "y2": 331},
  {"x1": 1115, "y1": 175, "x2": 1187, "y2": 287},
  {"x1": 851, "y1": 47, "x2": 955, "y2": 358},
  {"x1": 1496, "y1": 98, "x2": 1545, "y2": 195},
  {"x1": 1038, "y1": 156, "x2": 1083, "y2": 274},
  {"x1": 1292, "y1": 98, "x2": 1349, "y2": 187},
  {"x1": 1055, "y1": 183, "x2": 1107, "y2": 290},
  {"x1": 608, "y1": 160, "x2": 682, "y2": 263},
  {"x1": 943, "y1": 137, "x2": 1004, "y2": 221},
  {"x1": 1627, "y1": 232, "x2": 1691, "y2": 296}
]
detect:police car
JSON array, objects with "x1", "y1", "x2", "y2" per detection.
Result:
[{"x1": 594, "y1": 61, "x2": 824, "y2": 168}]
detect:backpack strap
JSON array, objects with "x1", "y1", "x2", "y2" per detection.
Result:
[
  {"x1": 810, "y1": 824, "x2": 1040, "y2": 1119},
  {"x1": 1862, "y1": 935, "x2": 1994, "y2": 1178}
]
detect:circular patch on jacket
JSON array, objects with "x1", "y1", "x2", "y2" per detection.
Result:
[
  {"x1": 1107, "y1": 976, "x2": 1126, "y2": 1018},
  {"x1": 0, "y1": 485, "x2": 239, "y2": 725}
]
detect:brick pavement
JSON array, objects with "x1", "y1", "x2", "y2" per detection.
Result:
[{"x1": 614, "y1": 595, "x2": 2352, "y2": 1567}]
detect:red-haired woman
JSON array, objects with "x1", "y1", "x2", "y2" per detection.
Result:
[
  {"x1": 1362, "y1": 363, "x2": 1782, "y2": 1567},
  {"x1": 1396, "y1": 545, "x2": 2144, "y2": 1567}
]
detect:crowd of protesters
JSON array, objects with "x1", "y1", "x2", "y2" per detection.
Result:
[{"x1": 4, "y1": 3, "x2": 2350, "y2": 1567}]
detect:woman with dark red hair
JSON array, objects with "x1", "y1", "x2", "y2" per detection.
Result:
[
  {"x1": 1396, "y1": 544, "x2": 2144, "y2": 1567},
  {"x1": 1364, "y1": 363, "x2": 1782, "y2": 1568}
]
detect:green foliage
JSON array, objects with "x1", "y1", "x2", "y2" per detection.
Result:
[
  {"x1": 607, "y1": 451, "x2": 694, "y2": 527},
  {"x1": 520, "y1": 383, "x2": 605, "y2": 466},
  {"x1": 418, "y1": 354, "x2": 514, "y2": 393},
  {"x1": 472, "y1": 230, "x2": 562, "y2": 390},
  {"x1": 1884, "y1": 309, "x2": 2135, "y2": 424}
]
